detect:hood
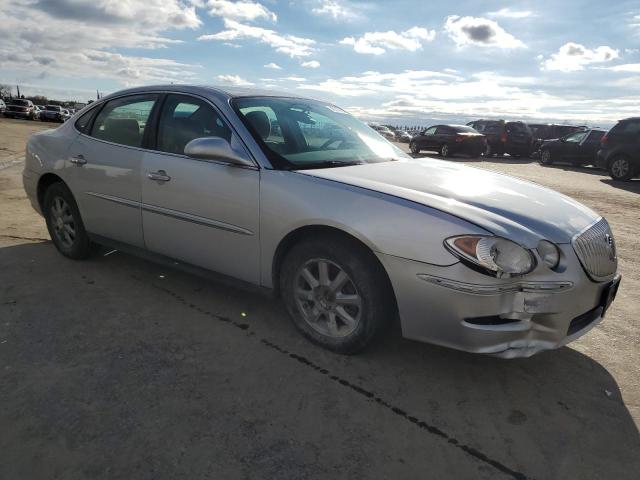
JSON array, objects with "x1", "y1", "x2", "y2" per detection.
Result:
[{"x1": 299, "y1": 158, "x2": 599, "y2": 246}]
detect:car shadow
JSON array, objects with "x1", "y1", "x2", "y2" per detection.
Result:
[
  {"x1": 2, "y1": 241, "x2": 639, "y2": 479},
  {"x1": 601, "y1": 178, "x2": 640, "y2": 194},
  {"x1": 541, "y1": 163, "x2": 609, "y2": 177}
]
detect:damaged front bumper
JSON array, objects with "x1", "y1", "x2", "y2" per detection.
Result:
[{"x1": 378, "y1": 245, "x2": 619, "y2": 359}]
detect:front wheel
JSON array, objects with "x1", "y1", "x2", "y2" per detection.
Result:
[
  {"x1": 280, "y1": 236, "x2": 394, "y2": 354},
  {"x1": 43, "y1": 182, "x2": 95, "y2": 259},
  {"x1": 410, "y1": 142, "x2": 420, "y2": 155},
  {"x1": 609, "y1": 156, "x2": 634, "y2": 181},
  {"x1": 540, "y1": 149, "x2": 553, "y2": 165}
]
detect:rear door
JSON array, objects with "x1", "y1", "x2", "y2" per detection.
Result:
[
  {"x1": 66, "y1": 94, "x2": 159, "y2": 248},
  {"x1": 141, "y1": 93, "x2": 261, "y2": 284},
  {"x1": 505, "y1": 122, "x2": 532, "y2": 151},
  {"x1": 561, "y1": 130, "x2": 588, "y2": 162},
  {"x1": 577, "y1": 130, "x2": 604, "y2": 164}
]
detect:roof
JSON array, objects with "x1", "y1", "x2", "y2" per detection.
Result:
[{"x1": 98, "y1": 84, "x2": 311, "y2": 103}]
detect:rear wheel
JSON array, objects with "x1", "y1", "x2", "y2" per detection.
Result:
[
  {"x1": 440, "y1": 144, "x2": 450, "y2": 158},
  {"x1": 609, "y1": 156, "x2": 633, "y2": 181},
  {"x1": 410, "y1": 142, "x2": 420, "y2": 154},
  {"x1": 280, "y1": 236, "x2": 394, "y2": 354},
  {"x1": 43, "y1": 182, "x2": 95, "y2": 259},
  {"x1": 540, "y1": 149, "x2": 553, "y2": 165}
]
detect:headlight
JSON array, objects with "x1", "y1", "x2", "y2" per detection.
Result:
[
  {"x1": 445, "y1": 235, "x2": 535, "y2": 277},
  {"x1": 537, "y1": 240, "x2": 560, "y2": 269}
]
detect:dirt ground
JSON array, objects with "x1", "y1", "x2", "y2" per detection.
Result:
[{"x1": 1, "y1": 116, "x2": 639, "y2": 480}]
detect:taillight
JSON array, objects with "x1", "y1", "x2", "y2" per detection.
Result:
[{"x1": 500, "y1": 132, "x2": 507, "y2": 142}]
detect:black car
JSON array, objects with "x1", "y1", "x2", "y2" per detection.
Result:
[
  {"x1": 529, "y1": 123, "x2": 587, "y2": 157},
  {"x1": 409, "y1": 124, "x2": 486, "y2": 158},
  {"x1": 466, "y1": 119, "x2": 532, "y2": 157},
  {"x1": 538, "y1": 129, "x2": 605, "y2": 166},
  {"x1": 597, "y1": 117, "x2": 640, "y2": 181}
]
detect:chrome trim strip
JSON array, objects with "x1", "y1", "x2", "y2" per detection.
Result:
[
  {"x1": 141, "y1": 203, "x2": 253, "y2": 236},
  {"x1": 417, "y1": 274, "x2": 573, "y2": 295},
  {"x1": 85, "y1": 192, "x2": 139, "y2": 209}
]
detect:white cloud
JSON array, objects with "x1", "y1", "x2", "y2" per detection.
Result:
[
  {"x1": 216, "y1": 74, "x2": 254, "y2": 86},
  {"x1": 444, "y1": 16, "x2": 525, "y2": 48},
  {"x1": 301, "y1": 60, "x2": 320, "y2": 68},
  {"x1": 607, "y1": 63, "x2": 640, "y2": 73},
  {"x1": 201, "y1": 0, "x2": 276, "y2": 22},
  {"x1": 488, "y1": 8, "x2": 533, "y2": 19},
  {"x1": 284, "y1": 76, "x2": 307, "y2": 82},
  {"x1": 0, "y1": 0, "x2": 202, "y2": 91},
  {"x1": 542, "y1": 42, "x2": 619, "y2": 72},
  {"x1": 312, "y1": 1, "x2": 357, "y2": 20},
  {"x1": 340, "y1": 27, "x2": 436, "y2": 55},
  {"x1": 298, "y1": 70, "x2": 459, "y2": 96},
  {"x1": 264, "y1": 62, "x2": 282, "y2": 69},
  {"x1": 198, "y1": 19, "x2": 316, "y2": 57}
]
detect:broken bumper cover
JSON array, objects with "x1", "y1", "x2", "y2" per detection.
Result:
[{"x1": 377, "y1": 246, "x2": 618, "y2": 359}]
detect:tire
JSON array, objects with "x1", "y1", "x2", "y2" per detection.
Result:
[
  {"x1": 43, "y1": 182, "x2": 95, "y2": 259},
  {"x1": 280, "y1": 235, "x2": 395, "y2": 354},
  {"x1": 609, "y1": 156, "x2": 634, "y2": 181},
  {"x1": 540, "y1": 149, "x2": 553, "y2": 165},
  {"x1": 440, "y1": 144, "x2": 450, "y2": 158},
  {"x1": 410, "y1": 142, "x2": 420, "y2": 155}
]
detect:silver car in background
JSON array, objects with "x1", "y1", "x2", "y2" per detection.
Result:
[{"x1": 22, "y1": 85, "x2": 620, "y2": 358}]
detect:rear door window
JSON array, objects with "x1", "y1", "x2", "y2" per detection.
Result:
[
  {"x1": 157, "y1": 94, "x2": 232, "y2": 155},
  {"x1": 586, "y1": 130, "x2": 604, "y2": 142},
  {"x1": 615, "y1": 121, "x2": 640, "y2": 135},
  {"x1": 90, "y1": 94, "x2": 158, "y2": 148}
]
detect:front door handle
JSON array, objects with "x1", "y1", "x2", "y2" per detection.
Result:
[
  {"x1": 70, "y1": 154, "x2": 87, "y2": 166},
  {"x1": 147, "y1": 170, "x2": 171, "y2": 183}
]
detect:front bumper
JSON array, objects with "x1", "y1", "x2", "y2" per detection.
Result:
[
  {"x1": 5, "y1": 110, "x2": 32, "y2": 118},
  {"x1": 377, "y1": 245, "x2": 618, "y2": 358}
]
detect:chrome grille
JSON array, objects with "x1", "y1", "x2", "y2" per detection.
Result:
[{"x1": 572, "y1": 218, "x2": 617, "y2": 281}]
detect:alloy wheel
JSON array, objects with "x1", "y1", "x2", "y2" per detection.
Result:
[
  {"x1": 611, "y1": 158, "x2": 630, "y2": 179},
  {"x1": 294, "y1": 258, "x2": 362, "y2": 338},
  {"x1": 49, "y1": 196, "x2": 76, "y2": 249},
  {"x1": 441, "y1": 144, "x2": 449, "y2": 157},
  {"x1": 541, "y1": 149, "x2": 552, "y2": 164}
]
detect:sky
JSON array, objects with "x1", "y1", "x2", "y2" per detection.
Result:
[{"x1": 1, "y1": 0, "x2": 639, "y2": 127}]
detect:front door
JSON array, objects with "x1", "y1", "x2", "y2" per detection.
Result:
[
  {"x1": 66, "y1": 94, "x2": 159, "y2": 248},
  {"x1": 141, "y1": 94, "x2": 261, "y2": 284}
]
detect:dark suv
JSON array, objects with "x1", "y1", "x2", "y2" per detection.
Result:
[
  {"x1": 466, "y1": 120, "x2": 532, "y2": 157},
  {"x1": 597, "y1": 117, "x2": 640, "y2": 181}
]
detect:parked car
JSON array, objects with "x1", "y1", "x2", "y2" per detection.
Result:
[
  {"x1": 596, "y1": 117, "x2": 640, "y2": 181},
  {"x1": 529, "y1": 123, "x2": 587, "y2": 157},
  {"x1": 466, "y1": 120, "x2": 533, "y2": 157},
  {"x1": 0, "y1": 99, "x2": 6, "y2": 113},
  {"x1": 539, "y1": 129, "x2": 606, "y2": 166},
  {"x1": 33, "y1": 105, "x2": 43, "y2": 119},
  {"x1": 23, "y1": 85, "x2": 620, "y2": 358},
  {"x1": 61, "y1": 109, "x2": 72, "y2": 122},
  {"x1": 40, "y1": 105, "x2": 66, "y2": 123},
  {"x1": 409, "y1": 124, "x2": 486, "y2": 157},
  {"x1": 368, "y1": 124, "x2": 396, "y2": 141},
  {"x1": 4, "y1": 99, "x2": 38, "y2": 120},
  {"x1": 394, "y1": 130, "x2": 412, "y2": 143}
]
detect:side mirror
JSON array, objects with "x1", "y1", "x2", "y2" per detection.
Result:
[{"x1": 184, "y1": 137, "x2": 254, "y2": 167}]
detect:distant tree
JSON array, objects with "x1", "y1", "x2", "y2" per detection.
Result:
[
  {"x1": 27, "y1": 95, "x2": 48, "y2": 105},
  {"x1": 0, "y1": 84, "x2": 12, "y2": 99}
]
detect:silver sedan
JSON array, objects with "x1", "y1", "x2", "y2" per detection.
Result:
[{"x1": 22, "y1": 85, "x2": 621, "y2": 358}]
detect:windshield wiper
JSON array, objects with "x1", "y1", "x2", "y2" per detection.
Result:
[{"x1": 290, "y1": 160, "x2": 365, "y2": 170}]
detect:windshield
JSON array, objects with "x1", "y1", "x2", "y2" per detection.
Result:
[
  {"x1": 46, "y1": 105, "x2": 61, "y2": 111},
  {"x1": 13, "y1": 100, "x2": 29, "y2": 106},
  {"x1": 233, "y1": 96, "x2": 409, "y2": 170}
]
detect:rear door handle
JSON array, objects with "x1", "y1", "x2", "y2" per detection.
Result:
[
  {"x1": 147, "y1": 170, "x2": 171, "y2": 183},
  {"x1": 70, "y1": 154, "x2": 87, "y2": 166}
]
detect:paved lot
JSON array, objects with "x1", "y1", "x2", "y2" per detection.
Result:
[{"x1": 1, "y1": 117, "x2": 639, "y2": 480}]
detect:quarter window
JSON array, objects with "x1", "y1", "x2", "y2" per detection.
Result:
[
  {"x1": 90, "y1": 95, "x2": 158, "y2": 148},
  {"x1": 564, "y1": 131, "x2": 588, "y2": 143},
  {"x1": 157, "y1": 94, "x2": 232, "y2": 155},
  {"x1": 75, "y1": 107, "x2": 97, "y2": 133}
]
